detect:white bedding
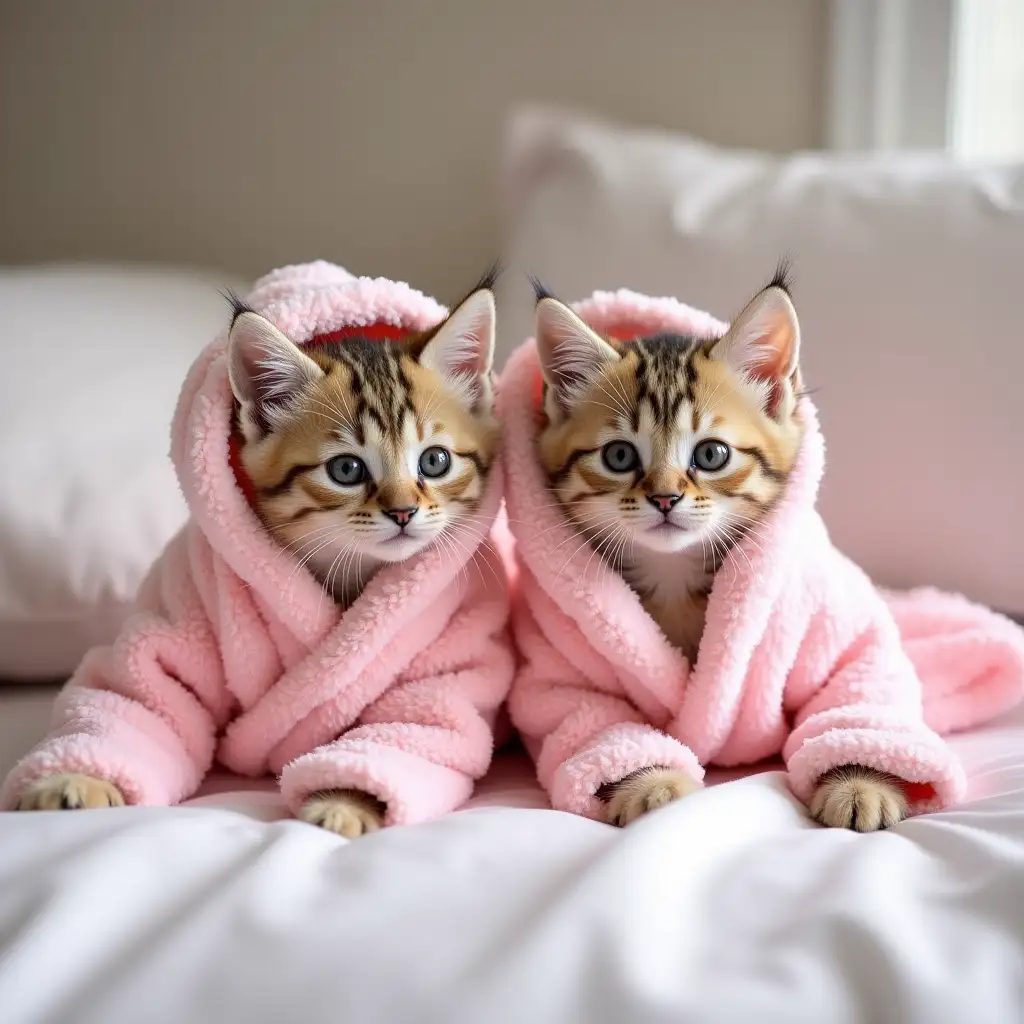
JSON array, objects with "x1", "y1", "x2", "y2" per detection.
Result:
[{"x1": 1, "y1": 692, "x2": 1022, "y2": 1023}]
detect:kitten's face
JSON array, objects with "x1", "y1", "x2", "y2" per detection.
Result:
[
  {"x1": 227, "y1": 286, "x2": 498, "y2": 594},
  {"x1": 536, "y1": 283, "x2": 805, "y2": 559}
]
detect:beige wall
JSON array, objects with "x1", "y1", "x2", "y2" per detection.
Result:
[{"x1": 0, "y1": 0, "x2": 825, "y2": 300}]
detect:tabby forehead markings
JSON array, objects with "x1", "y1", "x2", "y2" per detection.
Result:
[
  {"x1": 316, "y1": 338, "x2": 416, "y2": 442},
  {"x1": 622, "y1": 333, "x2": 707, "y2": 426}
]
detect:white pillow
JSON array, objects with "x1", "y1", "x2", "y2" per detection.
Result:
[
  {"x1": 499, "y1": 106, "x2": 1024, "y2": 615},
  {"x1": 0, "y1": 265, "x2": 247, "y2": 680}
]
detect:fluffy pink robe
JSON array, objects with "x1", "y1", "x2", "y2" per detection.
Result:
[
  {"x1": 2, "y1": 262, "x2": 514, "y2": 824},
  {"x1": 501, "y1": 289, "x2": 1024, "y2": 820}
]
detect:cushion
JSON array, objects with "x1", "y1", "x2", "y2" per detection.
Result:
[
  {"x1": 499, "y1": 106, "x2": 1024, "y2": 615},
  {"x1": 0, "y1": 264, "x2": 246, "y2": 680}
]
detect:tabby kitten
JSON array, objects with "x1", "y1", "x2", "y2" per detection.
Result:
[
  {"x1": 229, "y1": 276, "x2": 499, "y2": 837},
  {"x1": 535, "y1": 274, "x2": 907, "y2": 832},
  {"x1": 228, "y1": 278, "x2": 499, "y2": 606},
  {"x1": 18, "y1": 277, "x2": 500, "y2": 839}
]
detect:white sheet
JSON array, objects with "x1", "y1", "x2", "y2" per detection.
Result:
[{"x1": 1, "y1": 700, "x2": 1023, "y2": 1023}]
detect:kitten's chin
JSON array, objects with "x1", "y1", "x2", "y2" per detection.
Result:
[
  {"x1": 631, "y1": 522, "x2": 706, "y2": 554},
  {"x1": 364, "y1": 533, "x2": 434, "y2": 563}
]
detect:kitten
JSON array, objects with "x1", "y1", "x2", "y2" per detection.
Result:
[
  {"x1": 18, "y1": 276, "x2": 500, "y2": 839},
  {"x1": 534, "y1": 273, "x2": 907, "y2": 831},
  {"x1": 229, "y1": 275, "x2": 500, "y2": 836},
  {"x1": 228, "y1": 277, "x2": 499, "y2": 606}
]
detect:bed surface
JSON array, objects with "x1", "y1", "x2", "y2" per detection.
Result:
[{"x1": 1, "y1": 689, "x2": 1022, "y2": 1023}]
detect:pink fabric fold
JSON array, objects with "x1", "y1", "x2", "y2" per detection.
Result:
[
  {"x1": 501, "y1": 288, "x2": 1024, "y2": 820},
  {"x1": 2, "y1": 263, "x2": 514, "y2": 825}
]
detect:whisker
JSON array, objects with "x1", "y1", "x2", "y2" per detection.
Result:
[
  {"x1": 556, "y1": 514, "x2": 622, "y2": 581},
  {"x1": 444, "y1": 523, "x2": 503, "y2": 592},
  {"x1": 600, "y1": 372, "x2": 635, "y2": 424},
  {"x1": 315, "y1": 540, "x2": 353, "y2": 620}
]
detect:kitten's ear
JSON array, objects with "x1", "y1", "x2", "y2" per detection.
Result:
[
  {"x1": 535, "y1": 297, "x2": 619, "y2": 414},
  {"x1": 709, "y1": 285, "x2": 800, "y2": 409},
  {"x1": 228, "y1": 311, "x2": 323, "y2": 435},
  {"x1": 417, "y1": 288, "x2": 496, "y2": 410}
]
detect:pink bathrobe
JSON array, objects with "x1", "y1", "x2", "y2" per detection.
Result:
[
  {"x1": 2, "y1": 262, "x2": 514, "y2": 824},
  {"x1": 501, "y1": 289, "x2": 1024, "y2": 820}
]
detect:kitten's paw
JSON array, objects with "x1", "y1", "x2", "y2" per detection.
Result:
[
  {"x1": 299, "y1": 789, "x2": 385, "y2": 839},
  {"x1": 810, "y1": 765, "x2": 908, "y2": 832},
  {"x1": 605, "y1": 766, "x2": 699, "y2": 827},
  {"x1": 17, "y1": 773, "x2": 125, "y2": 811}
]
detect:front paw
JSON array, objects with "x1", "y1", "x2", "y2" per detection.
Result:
[
  {"x1": 810, "y1": 765, "x2": 908, "y2": 832},
  {"x1": 604, "y1": 766, "x2": 699, "y2": 827},
  {"x1": 17, "y1": 773, "x2": 125, "y2": 811},
  {"x1": 299, "y1": 789, "x2": 386, "y2": 838}
]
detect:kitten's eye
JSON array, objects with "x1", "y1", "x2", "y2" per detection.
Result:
[
  {"x1": 601, "y1": 441, "x2": 640, "y2": 474},
  {"x1": 326, "y1": 454, "x2": 367, "y2": 486},
  {"x1": 692, "y1": 440, "x2": 731, "y2": 472},
  {"x1": 418, "y1": 446, "x2": 451, "y2": 479}
]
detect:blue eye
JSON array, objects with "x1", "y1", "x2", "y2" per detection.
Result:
[
  {"x1": 418, "y1": 446, "x2": 451, "y2": 479},
  {"x1": 691, "y1": 440, "x2": 730, "y2": 472},
  {"x1": 601, "y1": 441, "x2": 640, "y2": 473},
  {"x1": 326, "y1": 454, "x2": 367, "y2": 486}
]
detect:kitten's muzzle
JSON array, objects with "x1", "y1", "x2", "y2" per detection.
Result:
[
  {"x1": 646, "y1": 493, "x2": 682, "y2": 514},
  {"x1": 383, "y1": 506, "x2": 419, "y2": 528}
]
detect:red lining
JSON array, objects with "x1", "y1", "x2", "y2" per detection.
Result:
[
  {"x1": 904, "y1": 781, "x2": 936, "y2": 804},
  {"x1": 304, "y1": 322, "x2": 409, "y2": 346},
  {"x1": 604, "y1": 320, "x2": 658, "y2": 342},
  {"x1": 228, "y1": 431, "x2": 259, "y2": 510}
]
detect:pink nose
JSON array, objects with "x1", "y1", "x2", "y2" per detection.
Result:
[
  {"x1": 384, "y1": 506, "x2": 418, "y2": 527},
  {"x1": 647, "y1": 493, "x2": 682, "y2": 513}
]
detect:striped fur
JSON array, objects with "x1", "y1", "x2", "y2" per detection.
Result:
[
  {"x1": 227, "y1": 284, "x2": 499, "y2": 606},
  {"x1": 536, "y1": 281, "x2": 804, "y2": 661}
]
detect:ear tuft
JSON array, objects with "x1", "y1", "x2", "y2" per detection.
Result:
[
  {"x1": 471, "y1": 262, "x2": 502, "y2": 295},
  {"x1": 222, "y1": 288, "x2": 255, "y2": 328},
  {"x1": 766, "y1": 256, "x2": 794, "y2": 297},
  {"x1": 228, "y1": 312, "x2": 323, "y2": 436},
  {"x1": 417, "y1": 288, "x2": 496, "y2": 410},
  {"x1": 535, "y1": 297, "x2": 619, "y2": 413},
  {"x1": 528, "y1": 275, "x2": 558, "y2": 304}
]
